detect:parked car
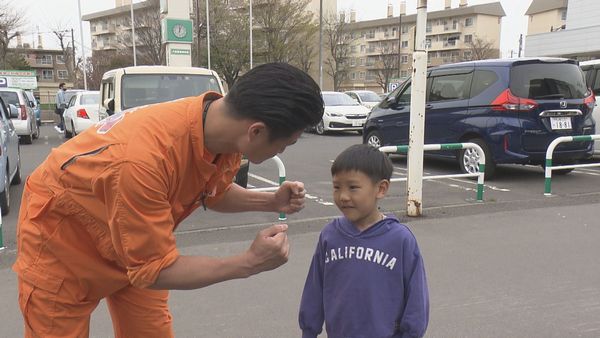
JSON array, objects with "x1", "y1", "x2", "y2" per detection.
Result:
[
  {"x1": 309, "y1": 91, "x2": 370, "y2": 135},
  {"x1": 579, "y1": 59, "x2": 600, "y2": 157},
  {"x1": 0, "y1": 97, "x2": 22, "y2": 215},
  {"x1": 344, "y1": 90, "x2": 382, "y2": 109},
  {"x1": 23, "y1": 90, "x2": 42, "y2": 127},
  {"x1": 63, "y1": 91, "x2": 101, "y2": 138},
  {"x1": 363, "y1": 58, "x2": 595, "y2": 178},
  {"x1": 98, "y1": 65, "x2": 249, "y2": 187},
  {"x1": 0, "y1": 88, "x2": 40, "y2": 144}
]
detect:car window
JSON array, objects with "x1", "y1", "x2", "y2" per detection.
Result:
[
  {"x1": 0, "y1": 98, "x2": 8, "y2": 120},
  {"x1": 429, "y1": 73, "x2": 472, "y2": 102},
  {"x1": 0, "y1": 91, "x2": 19, "y2": 106},
  {"x1": 346, "y1": 92, "x2": 358, "y2": 100},
  {"x1": 469, "y1": 70, "x2": 498, "y2": 98},
  {"x1": 396, "y1": 83, "x2": 412, "y2": 105},
  {"x1": 121, "y1": 74, "x2": 222, "y2": 110},
  {"x1": 322, "y1": 93, "x2": 359, "y2": 106},
  {"x1": 68, "y1": 95, "x2": 77, "y2": 108},
  {"x1": 592, "y1": 69, "x2": 600, "y2": 94},
  {"x1": 81, "y1": 94, "x2": 100, "y2": 105},
  {"x1": 357, "y1": 91, "x2": 381, "y2": 102},
  {"x1": 510, "y1": 63, "x2": 588, "y2": 99}
]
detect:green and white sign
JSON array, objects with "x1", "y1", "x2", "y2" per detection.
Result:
[
  {"x1": 170, "y1": 48, "x2": 190, "y2": 55},
  {"x1": 162, "y1": 18, "x2": 193, "y2": 44},
  {"x1": 0, "y1": 70, "x2": 37, "y2": 90}
]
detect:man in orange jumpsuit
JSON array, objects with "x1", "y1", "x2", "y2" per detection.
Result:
[{"x1": 13, "y1": 63, "x2": 324, "y2": 337}]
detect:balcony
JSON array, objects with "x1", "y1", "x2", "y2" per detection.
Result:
[{"x1": 92, "y1": 24, "x2": 116, "y2": 36}]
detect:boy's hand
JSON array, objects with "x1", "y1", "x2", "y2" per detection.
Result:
[
  {"x1": 245, "y1": 224, "x2": 290, "y2": 275},
  {"x1": 273, "y1": 181, "x2": 305, "y2": 214}
]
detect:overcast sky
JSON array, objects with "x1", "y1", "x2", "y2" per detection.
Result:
[{"x1": 11, "y1": 0, "x2": 531, "y2": 58}]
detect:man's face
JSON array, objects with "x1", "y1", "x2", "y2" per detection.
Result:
[{"x1": 244, "y1": 128, "x2": 303, "y2": 164}]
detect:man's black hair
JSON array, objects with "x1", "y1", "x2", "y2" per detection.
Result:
[
  {"x1": 331, "y1": 144, "x2": 393, "y2": 183},
  {"x1": 224, "y1": 62, "x2": 324, "y2": 140},
  {"x1": 58, "y1": 82, "x2": 66, "y2": 89}
]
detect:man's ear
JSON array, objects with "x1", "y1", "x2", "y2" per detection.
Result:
[
  {"x1": 247, "y1": 121, "x2": 267, "y2": 139},
  {"x1": 376, "y1": 179, "x2": 390, "y2": 199}
]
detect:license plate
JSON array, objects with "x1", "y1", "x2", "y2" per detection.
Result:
[
  {"x1": 352, "y1": 120, "x2": 363, "y2": 127},
  {"x1": 550, "y1": 117, "x2": 572, "y2": 130}
]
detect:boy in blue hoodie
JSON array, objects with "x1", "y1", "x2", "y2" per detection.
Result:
[{"x1": 299, "y1": 144, "x2": 429, "y2": 338}]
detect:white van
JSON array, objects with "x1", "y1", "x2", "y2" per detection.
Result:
[
  {"x1": 99, "y1": 65, "x2": 225, "y2": 117},
  {"x1": 580, "y1": 59, "x2": 600, "y2": 156}
]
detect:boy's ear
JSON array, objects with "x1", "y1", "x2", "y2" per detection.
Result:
[{"x1": 376, "y1": 179, "x2": 390, "y2": 199}]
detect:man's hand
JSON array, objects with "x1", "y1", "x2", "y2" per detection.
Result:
[
  {"x1": 245, "y1": 224, "x2": 290, "y2": 275},
  {"x1": 273, "y1": 181, "x2": 306, "y2": 214}
]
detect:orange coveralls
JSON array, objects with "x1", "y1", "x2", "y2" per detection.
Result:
[{"x1": 13, "y1": 92, "x2": 241, "y2": 337}]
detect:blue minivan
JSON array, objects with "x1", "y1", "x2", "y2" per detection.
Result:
[{"x1": 363, "y1": 58, "x2": 596, "y2": 178}]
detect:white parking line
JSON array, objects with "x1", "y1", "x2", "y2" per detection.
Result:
[
  {"x1": 248, "y1": 173, "x2": 335, "y2": 206},
  {"x1": 574, "y1": 168, "x2": 600, "y2": 176}
]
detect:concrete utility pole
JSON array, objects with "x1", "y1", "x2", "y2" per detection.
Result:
[
  {"x1": 76, "y1": 0, "x2": 88, "y2": 89},
  {"x1": 406, "y1": 0, "x2": 428, "y2": 217},
  {"x1": 250, "y1": 0, "x2": 253, "y2": 69},
  {"x1": 130, "y1": 1, "x2": 137, "y2": 66},
  {"x1": 161, "y1": 0, "x2": 193, "y2": 66},
  {"x1": 318, "y1": 0, "x2": 323, "y2": 88}
]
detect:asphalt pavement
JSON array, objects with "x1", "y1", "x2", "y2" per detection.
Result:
[{"x1": 1, "y1": 201, "x2": 599, "y2": 337}]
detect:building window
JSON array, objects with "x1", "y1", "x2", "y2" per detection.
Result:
[
  {"x1": 351, "y1": 58, "x2": 356, "y2": 66},
  {"x1": 384, "y1": 28, "x2": 389, "y2": 37},
  {"x1": 426, "y1": 22, "x2": 432, "y2": 33},
  {"x1": 351, "y1": 72, "x2": 356, "y2": 80},
  {"x1": 56, "y1": 55, "x2": 66, "y2": 64},
  {"x1": 359, "y1": 72, "x2": 365, "y2": 80},
  {"x1": 360, "y1": 45, "x2": 365, "y2": 52},
  {"x1": 425, "y1": 39, "x2": 431, "y2": 48},
  {"x1": 359, "y1": 58, "x2": 365, "y2": 66},
  {"x1": 58, "y1": 70, "x2": 69, "y2": 79},
  {"x1": 465, "y1": 17, "x2": 473, "y2": 26},
  {"x1": 401, "y1": 55, "x2": 409, "y2": 63},
  {"x1": 42, "y1": 70, "x2": 53, "y2": 80},
  {"x1": 401, "y1": 70, "x2": 408, "y2": 78},
  {"x1": 561, "y1": 10, "x2": 567, "y2": 21},
  {"x1": 401, "y1": 40, "x2": 408, "y2": 48},
  {"x1": 402, "y1": 25, "x2": 408, "y2": 34},
  {"x1": 351, "y1": 45, "x2": 357, "y2": 53},
  {"x1": 36, "y1": 55, "x2": 52, "y2": 65},
  {"x1": 464, "y1": 34, "x2": 473, "y2": 43}
]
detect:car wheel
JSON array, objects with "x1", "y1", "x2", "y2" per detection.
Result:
[
  {"x1": 20, "y1": 134, "x2": 32, "y2": 145},
  {"x1": 11, "y1": 147, "x2": 21, "y2": 185},
  {"x1": 365, "y1": 130, "x2": 383, "y2": 148},
  {"x1": 64, "y1": 123, "x2": 73, "y2": 138},
  {"x1": 0, "y1": 168, "x2": 10, "y2": 215},
  {"x1": 459, "y1": 138, "x2": 496, "y2": 179},
  {"x1": 315, "y1": 120, "x2": 325, "y2": 135}
]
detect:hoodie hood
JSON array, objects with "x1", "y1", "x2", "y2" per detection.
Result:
[{"x1": 334, "y1": 214, "x2": 401, "y2": 239}]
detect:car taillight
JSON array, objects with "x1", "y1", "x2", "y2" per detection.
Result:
[
  {"x1": 77, "y1": 108, "x2": 90, "y2": 119},
  {"x1": 584, "y1": 90, "x2": 595, "y2": 110},
  {"x1": 19, "y1": 104, "x2": 27, "y2": 119},
  {"x1": 490, "y1": 89, "x2": 538, "y2": 111}
]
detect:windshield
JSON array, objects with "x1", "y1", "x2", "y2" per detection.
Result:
[
  {"x1": 81, "y1": 94, "x2": 100, "y2": 105},
  {"x1": 358, "y1": 91, "x2": 381, "y2": 102},
  {"x1": 121, "y1": 74, "x2": 222, "y2": 110},
  {"x1": 323, "y1": 93, "x2": 359, "y2": 106},
  {"x1": 510, "y1": 63, "x2": 588, "y2": 99}
]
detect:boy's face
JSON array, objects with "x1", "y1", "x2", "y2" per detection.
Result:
[{"x1": 332, "y1": 170, "x2": 389, "y2": 230}]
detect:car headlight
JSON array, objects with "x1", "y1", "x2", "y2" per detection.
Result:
[{"x1": 325, "y1": 112, "x2": 342, "y2": 117}]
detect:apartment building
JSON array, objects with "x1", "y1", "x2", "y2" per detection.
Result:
[
  {"x1": 525, "y1": 0, "x2": 600, "y2": 60},
  {"x1": 82, "y1": 0, "x2": 155, "y2": 54},
  {"x1": 8, "y1": 45, "x2": 74, "y2": 106},
  {"x1": 341, "y1": 1, "x2": 505, "y2": 93}
]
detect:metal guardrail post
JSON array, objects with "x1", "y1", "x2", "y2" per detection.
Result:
[
  {"x1": 544, "y1": 135, "x2": 600, "y2": 196},
  {"x1": 379, "y1": 142, "x2": 485, "y2": 208},
  {"x1": 270, "y1": 156, "x2": 287, "y2": 221}
]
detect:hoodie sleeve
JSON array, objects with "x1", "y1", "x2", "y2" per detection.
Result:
[
  {"x1": 299, "y1": 236, "x2": 326, "y2": 338},
  {"x1": 398, "y1": 233, "x2": 429, "y2": 338}
]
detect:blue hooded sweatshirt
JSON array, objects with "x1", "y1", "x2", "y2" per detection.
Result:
[{"x1": 299, "y1": 215, "x2": 429, "y2": 338}]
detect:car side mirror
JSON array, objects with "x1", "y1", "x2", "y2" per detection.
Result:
[
  {"x1": 104, "y1": 98, "x2": 115, "y2": 116},
  {"x1": 8, "y1": 104, "x2": 19, "y2": 118},
  {"x1": 29, "y1": 101, "x2": 35, "y2": 108}
]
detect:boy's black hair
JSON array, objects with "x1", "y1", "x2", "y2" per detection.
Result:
[
  {"x1": 224, "y1": 62, "x2": 324, "y2": 141},
  {"x1": 331, "y1": 144, "x2": 393, "y2": 183}
]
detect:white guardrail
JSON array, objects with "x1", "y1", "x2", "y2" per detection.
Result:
[
  {"x1": 544, "y1": 135, "x2": 600, "y2": 196},
  {"x1": 379, "y1": 142, "x2": 486, "y2": 202},
  {"x1": 249, "y1": 155, "x2": 287, "y2": 220}
]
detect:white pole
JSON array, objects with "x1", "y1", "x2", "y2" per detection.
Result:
[
  {"x1": 77, "y1": 0, "x2": 87, "y2": 90},
  {"x1": 406, "y1": 0, "x2": 427, "y2": 217},
  {"x1": 130, "y1": 0, "x2": 137, "y2": 66},
  {"x1": 206, "y1": 0, "x2": 211, "y2": 69},
  {"x1": 249, "y1": 0, "x2": 253, "y2": 69},
  {"x1": 318, "y1": 0, "x2": 323, "y2": 88}
]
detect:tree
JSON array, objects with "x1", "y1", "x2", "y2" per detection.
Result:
[
  {"x1": 374, "y1": 48, "x2": 399, "y2": 92},
  {"x1": 4, "y1": 52, "x2": 30, "y2": 70},
  {"x1": 0, "y1": 1, "x2": 24, "y2": 68},
  {"x1": 464, "y1": 36, "x2": 498, "y2": 61},
  {"x1": 85, "y1": 50, "x2": 133, "y2": 90},
  {"x1": 130, "y1": 0, "x2": 165, "y2": 65},
  {"x1": 323, "y1": 14, "x2": 354, "y2": 91},
  {"x1": 51, "y1": 26, "x2": 76, "y2": 82},
  {"x1": 291, "y1": 22, "x2": 318, "y2": 74},
  {"x1": 252, "y1": 0, "x2": 316, "y2": 64},
  {"x1": 207, "y1": 0, "x2": 249, "y2": 88}
]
